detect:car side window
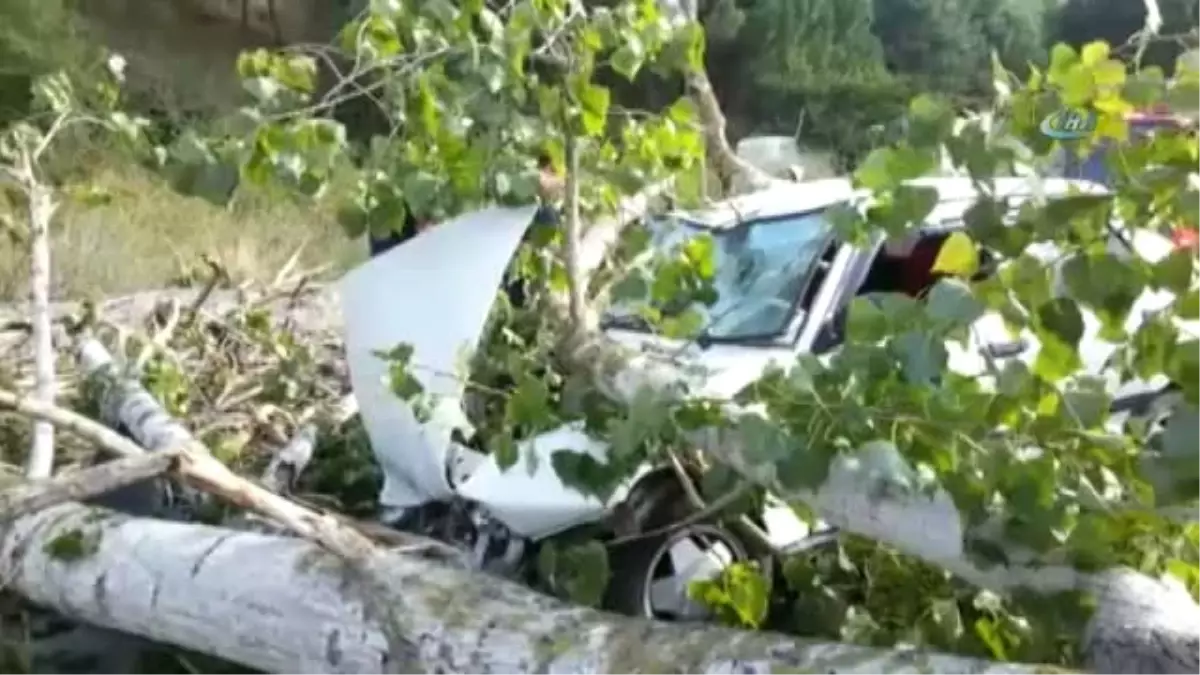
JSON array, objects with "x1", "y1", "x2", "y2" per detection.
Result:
[
  {"x1": 855, "y1": 225, "x2": 1000, "y2": 301},
  {"x1": 811, "y1": 224, "x2": 1001, "y2": 354}
]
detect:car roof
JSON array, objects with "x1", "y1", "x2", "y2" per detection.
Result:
[{"x1": 674, "y1": 176, "x2": 1109, "y2": 228}]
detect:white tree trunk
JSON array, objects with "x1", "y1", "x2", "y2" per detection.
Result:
[
  {"x1": 1, "y1": 501, "x2": 1041, "y2": 674},
  {"x1": 47, "y1": 286, "x2": 1196, "y2": 673},
  {"x1": 53, "y1": 338, "x2": 1052, "y2": 673},
  {"x1": 563, "y1": 133, "x2": 587, "y2": 328},
  {"x1": 25, "y1": 180, "x2": 59, "y2": 479}
]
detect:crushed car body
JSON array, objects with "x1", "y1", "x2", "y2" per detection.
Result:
[{"x1": 339, "y1": 176, "x2": 1194, "y2": 620}]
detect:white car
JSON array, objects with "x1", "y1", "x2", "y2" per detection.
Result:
[{"x1": 339, "y1": 176, "x2": 1193, "y2": 621}]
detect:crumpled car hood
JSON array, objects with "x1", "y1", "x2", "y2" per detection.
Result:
[{"x1": 339, "y1": 205, "x2": 539, "y2": 509}]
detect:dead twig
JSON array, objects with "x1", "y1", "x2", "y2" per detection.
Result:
[
  {"x1": 666, "y1": 449, "x2": 779, "y2": 556},
  {"x1": 0, "y1": 451, "x2": 179, "y2": 522},
  {"x1": 608, "y1": 481, "x2": 753, "y2": 546},
  {"x1": 0, "y1": 387, "x2": 463, "y2": 564},
  {"x1": 181, "y1": 256, "x2": 224, "y2": 329},
  {"x1": 260, "y1": 423, "x2": 316, "y2": 494},
  {"x1": 134, "y1": 298, "x2": 181, "y2": 370}
]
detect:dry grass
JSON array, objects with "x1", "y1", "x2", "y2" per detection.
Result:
[{"x1": 0, "y1": 157, "x2": 364, "y2": 302}]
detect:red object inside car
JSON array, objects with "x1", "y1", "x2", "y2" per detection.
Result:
[
  {"x1": 902, "y1": 236, "x2": 946, "y2": 297},
  {"x1": 1171, "y1": 226, "x2": 1199, "y2": 251}
]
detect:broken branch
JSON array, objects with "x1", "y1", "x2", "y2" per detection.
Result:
[{"x1": 0, "y1": 451, "x2": 179, "y2": 522}]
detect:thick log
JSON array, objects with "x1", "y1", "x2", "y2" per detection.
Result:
[
  {"x1": 48, "y1": 334, "x2": 1049, "y2": 672},
  {"x1": 0, "y1": 500, "x2": 1039, "y2": 674}
]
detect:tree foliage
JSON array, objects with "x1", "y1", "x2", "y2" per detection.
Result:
[
  {"x1": 0, "y1": 0, "x2": 92, "y2": 126},
  {"x1": 129, "y1": 0, "x2": 1199, "y2": 663},
  {"x1": 1051, "y1": 0, "x2": 1200, "y2": 73},
  {"x1": 2, "y1": 0, "x2": 1198, "y2": 671}
]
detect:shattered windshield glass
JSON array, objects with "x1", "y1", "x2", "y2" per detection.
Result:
[{"x1": 603, "y1": 209, "x2": 833, "y2": 342}]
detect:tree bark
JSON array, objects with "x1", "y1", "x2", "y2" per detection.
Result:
[
  {"x1": 49, "y1": 328, "x2": 1045, "y2": 673},
  {"x1": 562, "y1": 133, "x2": 587, "y2": 329},
  {"x1": 25, "y1": 179, "x2": 59, "y2": 479},
  {"x1": 0, "y1": 500, "x2": 1042, "y2": 674},
  {"x1": 0, "y1": 451, "x2": 177, "y2": 521}
]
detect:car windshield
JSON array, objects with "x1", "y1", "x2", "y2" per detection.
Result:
[{"x1": 603, "y1": 209, "x2": 833, "y2": 342}]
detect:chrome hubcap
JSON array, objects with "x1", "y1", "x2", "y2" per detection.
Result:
[{"x1": 639, "y1": 524, "x2": 748, "y2": 620}]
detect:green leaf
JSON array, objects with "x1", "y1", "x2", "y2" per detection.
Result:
[
  {"x1": 550, "y1": 450, "x2": 624, "y2": 501},
  {"x1": 1179, "y1": 290, "x2": 1200, "y2": 319},
  {"x1": 892, "y1": 330, "x2": 948, "y2": 385},
  {"x1": 924, "y1": 279, "x2": 985, "y2": 328},
  {"x1": 606, "y1": 386, "x2": 673, "y2": 458},
  {"x1": 723, "y1": 562, "x2": 770, "y2": 629},
  {"x1": 505, "y1": 373, "x2": 555, "y2": 432},
  {"x1": 577, "y1": 83, "x2": 611, "y2": 136},
  {"x1": 907, "y1": 94, "x2": 956, "y2": 147},
  {"x1": 1080, "y1": 41, "x2": 1110, "y2": 67},
  {"x1": 1167, "y1": 341, "x2": 1200, "y2": 404},
  {"x1": 845, "y1": 296, "x2": 889, "y2": 342},
  {"x1": 169, "y1": 160, "x2": 240, "y2": 207},
  {"x1": 336, "y1": 203, "x2": 369, "y2": 238},
  {"x1": 1130, "y1": 316, "x2": 1179, "y2": 380},
  {"x1": 537, "y1": 541, "x2": 610, "y2": 608},
  {"x1": 1123, "y1": 67, "x2": 1166, "y2": 107},
  {"x1": 666, "y1": 98, "x2": 696, "y2": 125},
  {"x1": 1047, "y1": 43, "x2": 1079, "y2": 82},
  {"x1": 1036, "y1": 298, "x2": 1085, "y2": 347},
  {"x1": 610, "y1": 271, "x2": 649, "y2": 302},
  {"x1": 930, "y1": 232, "x2": 980, "y2": 278},
  {"x1": 273, "y1": 54, "x2": 318, "y2": 93},
  {"x1": 775, "y1": 437, "x2": 832, "y2": 492},
  {"x1": 1061, "y1": 252, "x2": 1144, "y2": 339},
  {"x1": 887, "y1": 185, "x2": 940, "y2": 231},
  {"x1": 854, "y1": 146, "x2": 938, "y2": 192},
  {"x1": 964, "y1": 196, "x2": 1029, "y2": 257},
  {"x1": 243, "y1": 76, "x2": 283, "y2": 103},
  {"x1": 1092, "y1": 60, "x2": 1126, "y2": 89},
  {"x1": 735, "y1": 414, "x2": 792, "y2": 465},
  {"x1": 236, "y1": 48, "x2": 273, "y2": 78},
  {"x1": 1166, "y1": 71, "x2": 1200, "y2": 113},
  {"x1": 1061, "y1": 376, "x2": 1111, "y2": 428},
  {"x1": 493, "y1": 432, "x2": 519, "y2": 470},
  {"x1": 660, "y1": 307, "x2": 705, "y2": 339},
  {"x1": 611, "y1": 39, "x2": 645, "y2": 80},
  {"x1": 1152, "y1": 250, "x2": 1195, "y2": 293},
  {"x1": 1034, "y1": 298, "x2": 1085, "y2": 381}
]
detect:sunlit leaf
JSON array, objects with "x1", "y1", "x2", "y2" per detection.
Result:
[{"x1": 930, "y1": 232, "x2": 980, "y2": 278}]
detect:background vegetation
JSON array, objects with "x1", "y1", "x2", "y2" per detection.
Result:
[{"x1": 0, "y1": 0, "x2": 1195, "y2": 300}]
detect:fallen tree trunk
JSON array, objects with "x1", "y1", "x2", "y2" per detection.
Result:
[
  {"x1": 0, "y1": 500, "x2": 1041, "y2": 674},
  {"x1": 572, "y1": 334, "x2": 1200, "y2": 674},
  {"x1": 2, "y1": 332, "x2": 1049, "y2": 673}
]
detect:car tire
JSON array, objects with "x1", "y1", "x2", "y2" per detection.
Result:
[
  {"x1": 603, "y1": 478, "x2": 758, "y2": 621},
  {"x1": 605, "y1": 522, "x2": 754, "y2": 621}
]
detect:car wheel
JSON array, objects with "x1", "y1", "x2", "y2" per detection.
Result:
[{"x1": 605, "y1": 521, "x2": 753, "y2": 621}]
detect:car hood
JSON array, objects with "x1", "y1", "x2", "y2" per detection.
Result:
[{"x1": 339, "y1": 205, "x2": 540, "y2": 508}]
